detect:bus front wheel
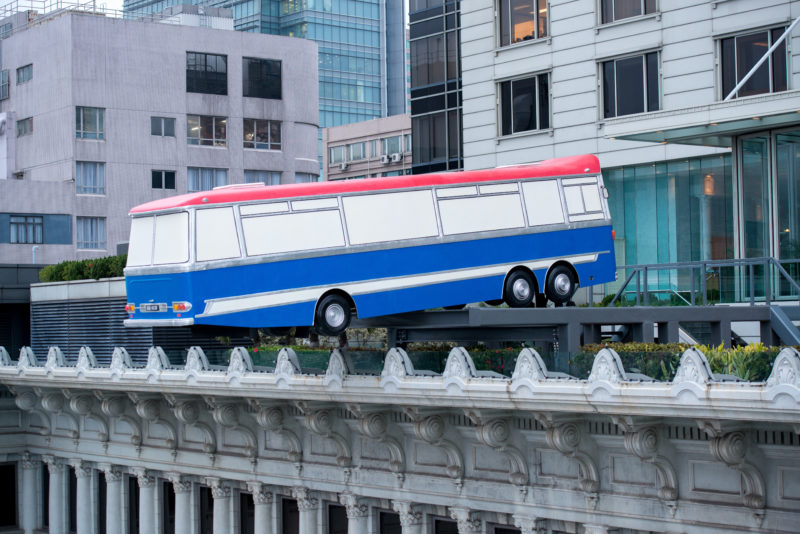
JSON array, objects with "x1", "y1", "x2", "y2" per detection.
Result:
[
  {"x1": 504, "y1": 270, "x2": 535, "y2": 307},
  {"x1": 315, "y1": 294, "x2": 352, "y2": 336},
  {"x1": 546, "y1": 265, "x2": 577, "y2": 306}
]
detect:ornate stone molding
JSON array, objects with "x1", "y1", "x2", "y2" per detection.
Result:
[
  {"x1": 251, "y1": 402, "x2": 303, "y2": 466},
  {"x1": 324, "y1": 349, "x2": 349, "y2": 388},
  {"x1": 339, "y1": 493, "x2": 368, "y2": 518},
  {"x1": 391, "y1": 501, "x2": 422, "y2": 526},
  {"x1": 275, "y1": 348, "x2": 301, "y2": 380},
  {"x1": 75, "y1": 346, "x2": 97, "y2": 375},
  {"x1": 708, "y1": 429, "x2": 766, "y2": 514},
  {"x1": 443, "y1": 347, "x2": 477, "y2": 380},
  {"x1": 97, "y1": 392, "x2": 142, "y2": 452},
  {"x1": 132, "y1": 468, "x2": 156, "y2": 488},
  {"x1": 301, "y1": 404, "x2": 352, "y2": 468},
  {"x1": 109, "y1": 347, "x2": 132, "y2": 379},
  {"x1": 42, "y1": 454, "x2": 66, "y2": 474},
  {"x1": 17, "y1": 346, "x2": 38, "y2": 371},
  {"x1": 350, "y1": 405, "x2": 405, "y2": 482},
  {"x1": 206, "y1": 477, "x2": 232, "y2": 499},
  {"x1": 99, "y1": 463, "x2": 123, "y2": 483},
  {"x1": 470, "y1": 413, "x2": 528, "y2": 490},
  {"x1": 766, "y1": 347, "x2": 800, "y2": 387},
  {"x1": 381, "y1": 347, "x2": 415, "y2": 379},
  {"x1": 511, "y1": 348, "x2": 549, "y2": 385},
  {"x1": 14, "y1": 389, "x2": 51, "y2": 437},
  {"x1": 449, "y1": 507, "x2": 481, "y2": 534},
  {"x1": 292, "y1": 487, "x2": 318, "y2": 511},
  {"x1": 588, "y1": 348, "x2": 627, "y2": 384},
  {"x1": 513, "y1": 515, "x2": 545, "y2": 534},
  {"x1": 44, "y1": 346, "x2": 66, "y2": 375},
  {"x1": 71, "y1": 460, "x2": 94, "y2": 479},
  {"x1": 0, "y1": 346, "x2": 10, "y2": 366},
  {"x1": 208, "y1": 399, "x2": 258, "y2": 461},
  {"x1": 146, "y1": 346, "x2": 170, "y2": 378},
  {"x1": 409, "y1": 410, "x2": 464, "y2": 489},
  {"x1": 131, "y1": 394, "x2": 178, "y2": 453},
  {"x1": 68, "y1": 392, "x2": 110, "y2": 445},
  {"x1": 169, "y1": 473, "x2": 192, "y2": 493},
  {"x1": 543, "y1": 418, "x2": 599, "y2": 503},
  {"x1": 20, "y1": 451, "x2": 40, "y2": 470},
  {"x1": 40, "y1": 390, "x2": 79, "y2": 441},
  {"x1": 247, "y1": 482, "x2": 273, "y2": 505},
  {"x1": 673, "y1": 348, "x2": 714, "y2": 385},
  {"x1": 227, "y1": 347, "x2": 253, "y2": 384},
  {"x1": 167, "y1": 396, "x2": 217, "y2": 460},
  {"x1": 185, "y1": 346, "x2": 210, "y2": 376}
]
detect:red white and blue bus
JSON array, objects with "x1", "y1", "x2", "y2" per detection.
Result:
[{"x1": 124, "y1": 154, "x2": 616, "y2": 335}]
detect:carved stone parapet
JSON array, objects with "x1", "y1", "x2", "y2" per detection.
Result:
[
  {"x1": 339, "y1": 493, "x2": 368, "y2": 518},
  {"x1": 275, "y1": 348, "x2": 301, "y2": 378},
  {"x1": 0, "y1": 346, "x2": 10, "y2": 366},
  {"x1": 185, "y1": 346, "x2": 210, "y2": 374},
  {"x1": 382, "y1": 347, "x2": 415, "y2": 378},
  {"x1": 17, "y1": 346, "x2": 38, "y2": 369},
  {"x1": 227, "y1": 347, "x2": 253, "y2": 381},
  {"x1": 442, "y1": 347, "x2": 477, "y2": 380},
  {"x1": 588, "y1": 348, "x2": 627, "y2": 383},
  {"x1": 449, "y1": 507, "x2": 481, "y2": 534},
  {"x1": 324, "y1": 349, "x2": 350, "y2": 387},
  {"x1": 673, "y1": 348, "x2": 714, "y2": 385},
  {"x1": 392, "y1": 501, "x2": 422, "y2": 526},
  {"x1": 766, "y1": 347, "x2": 800, "y2": 387},
  {"x1": 75, "y1": 346, "x2": 97, "y2": 373},
  {"x1": 109, "y1": 347, "x2": 132, "y2": 377},
  {"x1": 44, "y1": 346, "x2": 66, "y2": 373},
  {"x1": 292, "y1": 487, "x2": 318, "y2": 511}
]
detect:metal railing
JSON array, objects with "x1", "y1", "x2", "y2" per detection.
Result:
[{"x1": 602, "y1": 257, "x2": 800, "y2": 307}]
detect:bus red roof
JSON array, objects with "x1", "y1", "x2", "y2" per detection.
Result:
[{"x1": 129, "y1": 154, "x2": 600, "y2": 214}]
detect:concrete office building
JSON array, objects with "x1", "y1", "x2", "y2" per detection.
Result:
[
  {"x1": 322, "y1": 114, "x2": 411, "y2": 180},
  {"x1": 411, "y1": 0, "x2": 800, "y2": 279},
  {"x1": 0, "y1": 5, "x2": 319, "y2": 265}
]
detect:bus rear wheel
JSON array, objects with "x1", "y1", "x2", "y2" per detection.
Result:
[
  {"x1": 315, "y1": 294, "x2": 352, "y2": 336},
  {"x1": 546, "y1": 265, "x2": 577, "y2": 306},
  {"x1": 503, "y1": 270, "x2": 535, "y2": 307}
]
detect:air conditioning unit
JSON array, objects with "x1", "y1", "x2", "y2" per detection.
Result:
[
  {"x1": 390, "y1": 153, "x2": 402, "y2": 163},
  {"x1": 379, "y1": 155, "x2": 390, "y2": 164},
  {"x1": 339, "y1": 162, "x2": 348, "y2": 171},
  {"x1": 12, "y1": 170, "x2": 23, "y2": 179}
]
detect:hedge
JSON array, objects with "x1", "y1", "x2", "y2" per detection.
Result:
[{"x1": 39, "y1": 254, "x2": 127, "y2": 282}]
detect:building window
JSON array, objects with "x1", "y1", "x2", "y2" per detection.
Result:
[
  {"x1": 500, "y1": 73, "x2": 550, "y2": 135},
  {"x1": 243, "y1": 57, "x2": 281, "y2": 99},
  {"x1": 188, "y1": 167, "x2": 227, "y2": 192},
  {"x1": 76, "y1": 161, "x2": 105, "y2": 195},
  {"x1": 295, "y1": 173, "x2": 316, "y2": 183},
  {"x1": 602, "y1": 52, "x2": 659, "y2": 118},
  {"x1": 349, "y1": 142, "x2": 365, "y2": 161},
  {"x1": 187, "y1": 115, "x2": 227, "y2": 147},
  {"x1": 16, "y1": 63, "x2": 31, "y2": 84},
  {"x1": 152, "y1": 170, "x2": 176, "y2": 189},
  {"x1": 721, "y1": 27, "x2": 788, "y2": 100},
  {"x1": 0, "y1": 23, "x2": 11, "y2": 39},
  {"x1": 0, "y1": 463, "x2": 16, "y2": 528},
  {"x1": 412, "y1": 112, "x2": 447, "y2": 165},
  {"x1": 404, "y1": 134, "x2": 412, "y2": 153},
  {"x1": 151, "y1": 116, "x2": 175, "y2": 137},
  {"x1": 10, "y1": 215, "x2": 42, "y2": 244},
  {"x1": 499, "y1": 0, "x2": 548, "y2": 46},
  {"x1": 601, "y1": 0, "x2": 656, "y2": 24},
  {"x1": 76, "y1": 107, "x2": 104, "y2": 140},
  {"x1": 243, "y1": 119, "x2": 280, "y2": 150},
  {"x1": 330, "y1": 146, "x2": 346, "y2": 164},
  {"x1": 382, "y1": 136, "x2": 402, "y2": 155},
  {"x1": 244, "y1": 170, "x2": 281, "y2": 185},
  {"x1": 16, "y1": 117, "x2": 32, "y2": 137},
  {"x1": 76, "y1": 217, "x2": 106, "y2": 249},
  {"x1": 0, "y1": 70, "x2": 8, "y2": 100},
  {"x1": 370, "y1": 139, "x2": 377, "y2": 156},
  {"x1": 411, "y1": 35, "x2": 445, "y2": 87},
  {"x1": 186, "y1": 51, "x2": 227, "y2": 95}
]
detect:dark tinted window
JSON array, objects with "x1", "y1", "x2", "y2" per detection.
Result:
[
  {"x1": 282, "y1": 498, "x2": 299, "y2": 534},
  {"x1": 186, "y1": 52, "x2": 227, "y2": 95},
  {"x1": 500, "y1": 73, "x2": 550, "y2": 135},
  {"x1": 721, "y1": 28, "x2": 787, "y2": 99},
  {"x1": 328, "y1": 505, "x2": 348, "y2": 534},
  {"x1": 243, "y1": 57, "x2": 281, "y2": 99},
  {"x1": 602, "y1": 52, "x2": 659, "y2": 118},
  {"x1": 0, "y1": 463, "x2": 16, "y2": 527}
]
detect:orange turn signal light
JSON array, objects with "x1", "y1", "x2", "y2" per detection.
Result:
[
  {"x1": 172, "y1": 301, "x2": 192, "y2": 312},
  {"x1": 125, "y1": 303, "x2": 135, "y2": 313}
]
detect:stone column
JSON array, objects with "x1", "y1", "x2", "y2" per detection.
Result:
[
  {"x1": 449, "y1": 508, "x2": 481, "y2": 534},
  {"x1": 43, "y1": 455, "x2": 67, "y2": 534},
  {"x1": 391, "y1": 501, "x2": 423, "y2": 534},
  {"x1": 134, "y1": 469, "x2": 157, "y2": 534},
  {"x1": 101, "y1": 465, "x2": 123, "y2": 534},
  {"x1": 583, "y1": 526, "x2": 609, "y2": 534},
  {"x1": 20, "y1": 453, "x2": 40, "y2": 534},
  {"x1": 71, "y1": 461, "x2": 94, "y2": 534},
  {"x1": 340, "y1": 494, "x2": 368, "y2": 534},
  {"x1": 247, "y1": 482, "x2": 273, "y2": 534},
  {"x1": 170, "y1": 474, "x2": 193, "y2": 534},
  {"x1": 292, "y1": 487, "x2": 319, "y2": 534},
  {"x1": 207, "y1": 478, "x2": 231, "y2": 534}
]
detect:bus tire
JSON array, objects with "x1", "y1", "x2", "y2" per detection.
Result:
[
  {"x1": 504, "y1": 270, "x2": 535, "y2": 308},
  {"x1": 315, "y1": 294, "x2": 352, "y2": 336},
  {"x1": 546, "y1": 265, "x2": 576, "y2": 305}
]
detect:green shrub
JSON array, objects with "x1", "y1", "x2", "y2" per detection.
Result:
[{"x1": 39, "y1": 254, "x2": 127, "y2": 282}]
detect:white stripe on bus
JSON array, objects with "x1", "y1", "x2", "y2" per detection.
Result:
[{"x1": 197, "y1": 253, "x2": 599, "y2": 318}]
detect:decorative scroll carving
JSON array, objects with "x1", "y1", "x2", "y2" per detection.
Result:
[
  {"x1": 206, "y1": 477, "x2": 232, "y2": 499},
  {"x1": 44, "y1": 346, "x2": 66, "y2": 374},
  {"x1": 339, "y1": 493, "x2": 368, "y2": 518},
  {"x1": 292, "y1": 487, "x2": 318, "y2": 511},
  {"x1": 392, "y1": 501, "x2": 422, "y2": 526},
  {"x1": 544, "y1": 419, "x2": 599, "y2": 504},
  {"x1": 673, "y1": 348, "x2": 714, "y2": 385},
  {"x1": 409, "y1": 411, "x2": 464, "y2": 489},
  {"x1": 70, "y1": 459, "x2": 93, "y2": 479},
  {"x1": 17, "y1": 347, "x2": 38, "y2": 370},
  {"x1": 324, "y1": 349, "x2": 349, "y2": 387},
  {"x1": 513, "y1": 515, "x2": 545, "y2": 534},
  {"x1": 169, "y1": 473, "x2": 192, "y2": 493},
  {"x1": 275, "y1": 348, "x2": 301, "y2": 379},
  {"x1": 41, "y1": 390, "x2": 79, "y2": 441},
  {"x1": 471, "y1": 414, "x2": 528, "y2": 490},
  {"x1": 168, "y1": 397, "x2": 216, "y2": 460},
  {"x1": 98, "y1": 393, "x2": 142, "y2": 452},
  {"x1": 146, "y1": 347, "x2": 170, "y2": 374},
  {"x1": 443, "y1": 347, "x2": 477, "y2": 380},
  {"x1": 99, "y1": 463, "x2": 123, "y2": 482},
  {"x1": 131, "y1": 394, "x2": 178, "y2": 453},
  {"x1": 227, "y1": 347, "x2": 253, "y2": 382},
  {"x1": 185, "y1": 346, "x2": 210, "y2": 375},
  {"x1": 766, "y1": 347, "x2": 800, "y2": 387},
  {"x1": 247, "y1": 482, "x2": 273, "y2": 505},
  {"x1": 132, "y1": 467, "x2": 156, "y2": 488},
  {"x1": 69, "y1": 393, "x2": 110, "y2": 445},
  {"x1": 0, "y1": 346, "x2": 11, "y2": 366},
  {"x1": 349, "y1": 404, "x2": 405, "y2": 482},
  {"x1": 588, "y1": 348, "x2": 627, "y2": 383},
  {"x1": 42, "y1": 455, "x2": 66, "y2": 474},
  {"x1": 252, "y1": 402, "x2": 303, "y2": 466},
  {"x1": 109, "y1": 347, "x2": 132, "y2": 378},
  {"x1": 14, "y1": 390, "x2": 51, "y2": 437},
  {"x1": 75, "y1": 346, "x2": 97, "y2": 374},
  {"x1": 511, "y1": 348, "x2": 548, "y2": 383},
  {"x1": 209, "y1": 400, "x2": 258, "y2": 462},
  {"x1": 382, "y1": 347, "x2": 415, "y2": 378},
  {"x1": 302, "y1": 407, "x2": 352, "y2": 468},
  {"x1": 449, "y1": 507, "x2": 481, "y2": 534},
  {"x1": 708, "y1": 429, "x2": 765, "y2": 514}
]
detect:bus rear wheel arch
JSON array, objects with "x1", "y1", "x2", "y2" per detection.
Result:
[
  {"x1": 545, "y1": 263, "x2": 578, "y2": 306},
  {"x1": 314, "y1": 292, "x2": 355, "y2": 336},
  {"x1": 503, "y1": 268, "x2": 539, "y2": 308}
]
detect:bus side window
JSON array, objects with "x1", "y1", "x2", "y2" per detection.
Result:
[
  {"x1": 343, "y1": 190, "x2": 439, "y2": 245},
  {"x1": 522, "y1": 181, "x2": 565, "y2": 226},
  {"x1": 242, "y1": 210, "x2": 345, "y2": 256},
  {"x1": 127, "y1": 216, "x2": 155, "y2": 266},
  {"x1": 563, "y1": 180, "x2": 605, "y2": 221},
  {"x1": 438, "y1": 194, "x2": 524, "y2": 235},
  {"x1": 154, "y1": 212, "x2": 189, "y2": 265},
  {"x1": 196, "y1": 207, "x2": 241, "y2": 262}
]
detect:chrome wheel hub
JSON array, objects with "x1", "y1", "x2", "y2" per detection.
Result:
[
  {"x1": 325, "y1": 303, "x2": 347, "y2": 328},
  {"x1": 554, "y1": 273, "x2": 572, "y2": 295},
  {"x1": 512, "y1": 278, "x2": 531, "y2": 301}
]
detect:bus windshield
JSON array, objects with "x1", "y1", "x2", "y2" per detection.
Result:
[{"x1": 127, "y1": 212, "x2": 190, "y2": 266}]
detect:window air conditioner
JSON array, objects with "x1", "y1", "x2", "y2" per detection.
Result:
[
  {"x1": 380, "y1": 155, "x2": 390, "y2": 164},
  {"x1": 339, "y1": 162, "x2": 348, "y2": 171},
  {"x1": 390, "y1": 153, "x2": 401, "y2": 163}
]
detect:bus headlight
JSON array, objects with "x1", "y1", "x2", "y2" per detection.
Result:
[{"x1": 172, "y1": 301, "x2": 193, "y2": 312}]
